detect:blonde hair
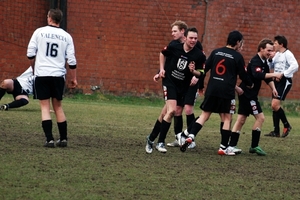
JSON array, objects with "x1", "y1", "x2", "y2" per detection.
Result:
[{"x1": 171, "y1": 20, "x2": 188, "y2": 31}]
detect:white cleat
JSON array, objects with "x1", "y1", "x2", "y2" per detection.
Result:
[{"x1": 156, "y1": 142, "x2": 167, "y2": 153}]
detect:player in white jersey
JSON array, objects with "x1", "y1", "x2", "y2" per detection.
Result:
[
  {"x1": 265, "y1": 35, "x2": 298, "y2": 138},
  {"x1": 0, "y1": 66, "x2": 34, "y2": 110},
  {"x1": 27, "y1": 8, "x2": 77, "y2": 148}
]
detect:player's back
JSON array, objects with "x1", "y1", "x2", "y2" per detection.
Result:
[
  {"x1": 205, "y1": 46, "x2": 244, "y2": 99},
  {"x1": 28, "y1": 26, "x2": 75, "y2": 77}
]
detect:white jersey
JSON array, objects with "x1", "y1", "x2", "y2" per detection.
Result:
[
  {"x1": 27, "y1": 25, "x2": 77, "y2": 77},
  {"x1": 16, "y1": 66, "x2": 34, "y2": 95},
  {"x1": 269, "y1": 49, "x2": 298, "y2": 78}
]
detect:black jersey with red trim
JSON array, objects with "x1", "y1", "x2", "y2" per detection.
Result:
[
  {"x1": 161, "y1": 43, "x2": 206, "y2": 94},
  {"x1": 204, "y1": 46, "x2": 253, "y2": 99},
  {"x1": 239, "y1": 54, "x2": 272, "y2": 100}
]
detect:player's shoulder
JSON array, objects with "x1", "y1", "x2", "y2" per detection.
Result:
[
  {"x1": 195, "y1": 41, "x2": 203, "y2": 50},
  {"x1": 285, "y1": 49, "x2": 296, "y2": 57},
  {"x1": 168, "y1": 40, "x2": 181, "y2": 46},
  {"x1": 248, "y1": 54, "x2": 262, "y2": 65}
]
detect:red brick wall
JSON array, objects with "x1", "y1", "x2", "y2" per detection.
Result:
[{"x1": 1, "y1": 0, "x2": 300, "y2": 99}]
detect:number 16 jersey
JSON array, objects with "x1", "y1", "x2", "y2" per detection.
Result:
[{"x1": 27, "y1": 25, "x2": 77, "y2": 77}]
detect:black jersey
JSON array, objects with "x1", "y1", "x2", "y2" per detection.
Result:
[
  {"x1": 240, "y1": 54, "x2": 272, "y2": 100},
  {"x1": 165, "y1": 40, "x2": 204, "y2": 63},
  {"x1": 161, "y1": 43, "x2": 206, "y2": 94},
  {"x1": 204, "y1": 46, "x2": 253, "y2": 99}
]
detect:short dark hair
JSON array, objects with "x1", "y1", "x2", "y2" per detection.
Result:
[
  {"x1": 274, "y1": 35, "x2": 287, "y2": 48},
  {"x1": 227, "y1": 30, "x2": 243, "y2": 47},
  {"x1": 257, "y1": 39, "x2": 273, "y2": 52},
  {"x1": 48, "y1": 8, "x2": 63, "y2": 24},
  {"x1": 184, "y1": 27, "x2": 198, "y2": 37}
]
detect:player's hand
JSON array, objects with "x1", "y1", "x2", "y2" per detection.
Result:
[
  {"x1": 69, "y1": 79, "x2": 77, "y2": 88},
  {"x1": 153, "y1": 74, "x2": 160, "y2": 82},
  {"x1": 190, "y1": 76, "x2": 199, "y2": 86},
  {"x1": 272, "y1": 89, "x2": 278, "y2": 98},
  {"x1": 159, "y1": 69, "x2": 165, "y2": 78},
  {"x1": 198, "y1": 88, "x2": 204, "y2": 96},
  {"x1": 189, "y1": 61, "x2": 195, "y2": 73},
  {"x1": 235, "y1": 86, "x2": 244, "y2": 95},
  {"x1": 273, "y1": 72, "x2": 283, "y2": 81}
]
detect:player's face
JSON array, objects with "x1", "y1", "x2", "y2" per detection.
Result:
[
  {"x1": 237, "y1": 40, "x2": 244, "y2": 52},
  {"x1": 171, "y1": 26, "x2": 184, "y2": 41},
  {"x1": 273, "y1": 40, "x2": 281, "y2": 52},
  {"x1": 236, "y1": 40, "x2": 244, "y2": 51},
  {"x1": 185, "y1": 31, "x2": 198, "y2": 49},
  {"x1": 261, "y1": 44, "x2": 274, "y2": 60},
  {"x1": 47, "y1": 12, "x2": 52, "y2": 25}
]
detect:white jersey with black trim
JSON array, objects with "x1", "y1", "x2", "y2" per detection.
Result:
[
  {"x1": 27, "y1": 25, "x2": 77, "y2": 77},
  {"x1": 270, "y1": 50, "x2": 298, "y2": 78},
  {"x1": 16, "y1": 66, "x2": 34, "y2": 94}
]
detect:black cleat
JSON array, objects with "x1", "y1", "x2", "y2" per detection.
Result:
[
  {"x1": 56, "y1": 139, "x2": 68, "y2": 147},
  {"x1": 44, "y1": 140, "x2": 55, "y2": 148}
]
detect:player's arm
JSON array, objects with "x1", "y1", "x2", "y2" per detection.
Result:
[
  {"x1": 250, "y1": 60, "x2": 282, "y2": 81},
  {"x1": 66, "y1": 37, "x2": 77, "y2": 88},
  {"x1": 27, "y1": 30, "x2": 38, "y2": 74},
  {"x1": 238, "y1": 59, "x2": 253, "y2": 88},
  {"x1": 68, "y1": 66, "x2": 77, "y2": 88},
  {"x1": 158, "y1": 52, "x2": 166, "y2": 78},
  {"x1": 190, "y1": 52, "x2": 206, "y2": 77},
  {"x1": 235, "y1": 85, "x2": 244, "y2": 95},
  {"x1": 28, "y1": 58, "x2": 35, "y2": 74},
  {"x1": 160, "y1": 45, "x2": 172, "y2": 78},
  {"x1": 284, "y1": 51, "x2": 299, "y2": 77},
  {"x1": 267, "y1": 80, "x2": 278, "y2": 98}
]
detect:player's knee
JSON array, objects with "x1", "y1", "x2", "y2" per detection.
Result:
[
  {"x1": 184, "y1": 107, "x2": 193, "y2": 115},
  {"x1": 20, "y1": 98, "x2": 29, "y2": 106},
  {"x1": 168, "y1": 109, "x2": 176, "y2": 118},
  {"x1": 258, "y1": 115, "x2": 265, "y2": 123}
]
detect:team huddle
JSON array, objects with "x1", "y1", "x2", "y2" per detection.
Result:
[
  {"x1": 0, "y1": 14, "x2": 297, "y2": 152},
  {"x1": 145, "y1": 20, "x2": 298, "y2": 156}
]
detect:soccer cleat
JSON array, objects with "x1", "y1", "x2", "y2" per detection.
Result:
[
  {"x1": 227, "y1": 146, "x2": 242, "y2": 154},
  {"x1": 167, "y1": 139, "x2": 180, "y2": 147},
  {"x1": 249, "y1": 146, "x2": 266, "y2": 156},
  {"x1": 145, "y1": 136, "x2": 154, "y2": 154},
  {"x1": 56, "y1": 139, "x2": 68, "y2": 147},
  {"x1": 176, "y1": 132, "x2": 186, "y2": 147},
  {"x1": 44, "y1": 140, "x2": 55, "y2": 148},
  {"x1": 0, "y1": 104, "x2": 8, "y2": 111},
  {"x1": 188, "y1": 141, "x2": 196, "y2": 149},
  {"x1": 156, "y1": 142, "x2": 167, "y2": 153},
  {"x1": 282, "y1": 126, "x2": 292, "y2": 138},
  {"x1": 180, "y1": 136, "x2": 193, "y2": 152},
  {"x1": 264, "y1": 131, "x2": 280, "y2": 137},
  {"x1": 218, "y1": 147, "x2": 236, "y2": 156}
]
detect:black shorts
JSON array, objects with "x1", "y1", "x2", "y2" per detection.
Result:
[
  {"x1": 163, "y1": 85, "x2": 185, "y2": 107},
  {"x1": 273, "y1": 77, "x2": 292, "y2": 101},
  {"x1": 34, "y1": 76, "x2": 65, "y2": 100},
  {"x1": 200, "y1": 95, "x2": 235, "y2": 114},
  {"x1": 7, "y1": 79, "x2": 28, "y2": 99},
  {"x1": 237, "y1": 94, "x2": 262, "y2": 116},
  {"x1": 184, "y1": 84, "x2": 198, "y2": 106}
]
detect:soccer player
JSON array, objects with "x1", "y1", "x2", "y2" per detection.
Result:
[
  {"x1": 0, "y1": 66, "x2": 34, "y2": 110},
  {"x1": 177, "y1": 30, "x2": 254, "y2": 155},
  {"x1": 265, "y1": 35, "x2": 298, "y2": 138},
  {"x1": 27, "y1": 8, "x2": 77, "y2": 148},
  {"x1": 228, "y1": 39, "x2": 282, "y2": 156},
  {"x1": 145, "y1": 27, "x2": 205, "y2": 153},
  {"x1": 147, "y1": 21, "x2": 205, "y2": 154}
]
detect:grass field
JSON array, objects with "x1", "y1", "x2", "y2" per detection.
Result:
[{"x1": 0, "y1": 94, "x2": 300, "y2": 200}]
